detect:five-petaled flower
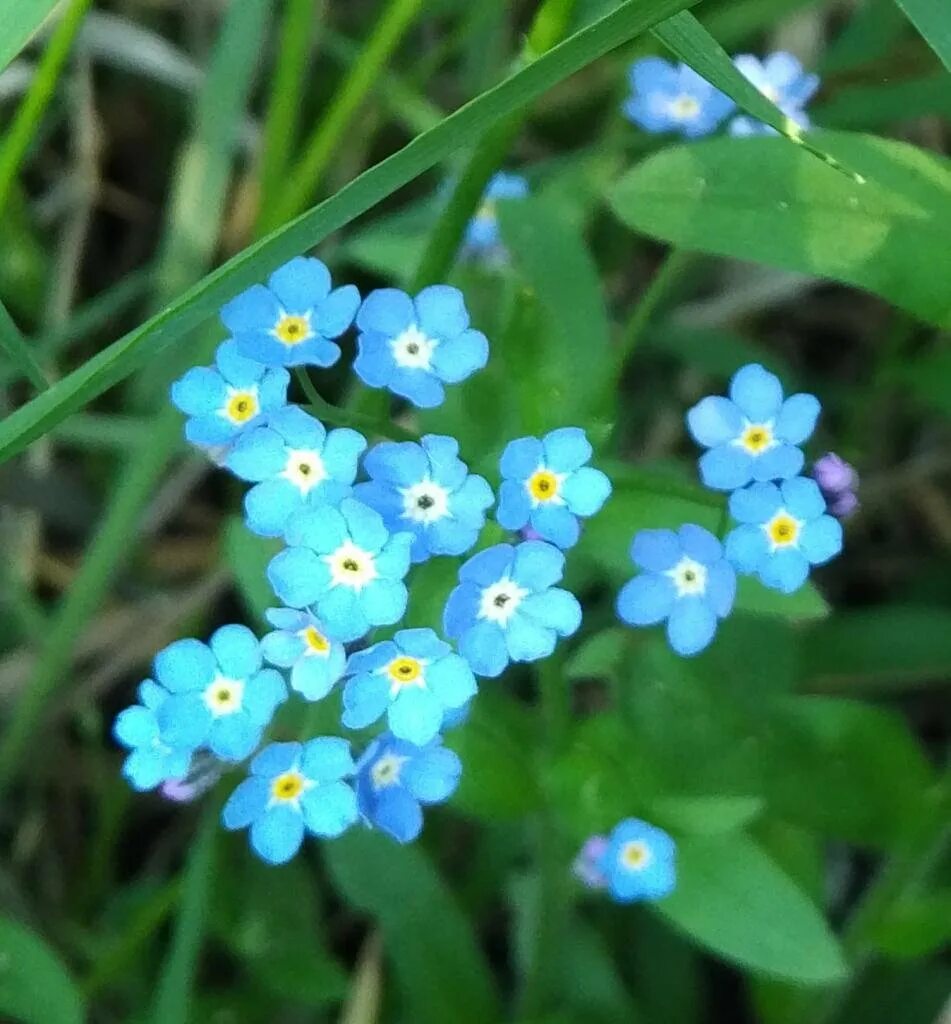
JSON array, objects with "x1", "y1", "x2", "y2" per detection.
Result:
[
  {"x1": 687, "y1": 362, "x2": 820, "y2": 492},
  {"x1": 354, "y1": 285, "x2": 488, "y2": 408},
  {"x1": 113, "y1": 681, "x2": 194, "y2": 791},
  {"x1": 222, "y1": 739, "x2": 359, "y2": 865},
  {"x1": 220, "y1": 256, "x2": 360, "y2": 368},
  {"x1": 355, "y1": 732, "x2": 462, "y2": 844},
  {"x1": 725, "y1": 477, "x2": 842, "y2": 593},
  {"x1": 341, "y1": 628, "x2": 477, "y2": 745},
  {"x1": 267, "y1": 498, "x2": 413, "y2": 642},
  {"x1": 463, "y1": 171, "x2": 528, "y2": 255},
  {"x1": 617, "y1": 524, "x2": 736, "y2": 657},
  {"x1": 598, "y1": 819, "x2": 677, "y2": 904},
  {"x1": 497, "y1": 427, "x2": 611, "y2": 549},
  {"x1": 443, "y1": 541, "x2": 582, "y2": 678},
  {"x1": 260, "y1": 608, "x2": 347, "y2": 702},
  {"x1": 623, "y1": 57, "x2": 734, "y2": 138},
  {"x1": 730, "y1": 52, "x2": 819, "y2": 137},
  {"x1": 226, "y1": 406, "x2": 367, "y2": 537},
  {"x1": 354, "y1": 434, "x2": 494, "y2": 563}
]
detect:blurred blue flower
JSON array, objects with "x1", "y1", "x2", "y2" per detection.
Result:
[
  {"x1": 730, "y1": 52, "x2": 819, "y2": 136},
  {"x1": 599, "y1": 818, "x2": 676, "y2": 903},
  {"x1": 152, "y1": 626, "x2": 287, "y2": 762},
  {"x1": 463, "y1": 171, "x2": 529, "y2": 254},
  {"x1": 687, "y1": 362, "x2": 820, "y2": 491},
  {"x1": 616, "y1": 524, "x2": 736, "y2": 657},
  {"x1": 355, "y1": 732, "x2": 462, "y2": 844},
  {"x1": 170, "y1": 340, "x2": 290, "y2": 450},
  {"x1": 443, "y1": 541, "x2": 581, "y2": 678},
  {"x1": 220, "y1": 256, "x2": 360, "y2": 368},
  {"x1": 573, "y1": 835, "x2": 610, "y2": 890},
  {"x1": 268, "y1": 498, "x2": 413, "y2": 642},
  {"x1": 113, "y1": 681, "x2": 193, "y2": 791},
  {"x1": 354, "y1": 286, "x2": 488, "y2": 408},
  {"x1": 354, "y1": 434, "x2": 494, "y2": 563},
  {"x1": 221, "y1": 739, "x2": 359, "y2": 865},
  {"x1": 225, "y1": 406, "x2": 366, "y2": 537},
  {"x1": 341, "y1": 628, "x2": 477, "y2": 745},
  {"x1": 497, "y1": 427, "x2": 611, "y2": 549},
  {"x1": 260, "y1": 608, "x2": 347, "y2": 702},
  {"x1": 623, "y1": 57, "x2": 734, "y2": 138},
  {"x1": 725, "y1": 477, "x2": 843, "y2": 593}
]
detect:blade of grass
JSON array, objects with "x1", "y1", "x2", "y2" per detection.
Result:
[
  {"x1": 894, "y1": 0, "x2": 951, "y2": 73},
  {"x1": 0, "y1": 298, "x2": 49, "y2": 390},
  {"x1": 0, "y1": 0, "x2": 62, "y2": 74}
]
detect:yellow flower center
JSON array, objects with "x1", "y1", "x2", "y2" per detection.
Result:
[
  {"x1": 271, "y1": 770, "x2": 306, "y2": 802},
  {"x1": 387, "y1": 656, "x2": 423, "y2": 688},
  {"x1": 528, "y1": 469, "x2": 559, "y2": 503},
  {"x1": 740, "y1": 423, "x2": 773, "y2": 454},
  {"x1": 767, "y1": 512, "x2": 800, "y2": 548},
  {"x1": 224, "y1": 390, "x2": 259, "y2": 424},
  {"x1": 273, "y1": 314, "x2": 311, "y2": 346},
  {"x1": 669, "y1": 94, "x2": 701, "y2": 120},
  {"x1": 620, "y1": 840, "x2": 651, "y2": 871},
  {"x1": 303, "y1": 625, "x2": 330, "y2": 654}
]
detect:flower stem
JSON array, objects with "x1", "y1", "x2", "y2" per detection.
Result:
[{"x1": 295, "y1": 368, "x2": 417, "y2": 442}]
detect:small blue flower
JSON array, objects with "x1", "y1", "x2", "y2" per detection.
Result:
[
  {"x1": 341, "y1": 628, "x2": 478, "y2": 745},
  {"x1": 260, "y1": 608, "x2": 347, "y2": 701},
  {"x1": 354, "y1": 285, "x2": 488, "y2": 408},
  {"x1": 268, "y1": 498, "x2": 413, "y2": 643},
  {"x1": 623, "y1": 57, "x2": 734, "y2": 138},
  {"x1": 598, "y1": 819, "x2": 676, "y2": 904},
  {"x1": 729, "y1": 53, "x2": 819, "y2": 137},
  {"x1": 113, "y1": 681, "x2": 193, "y2": 791},
  {"x1": 151, "y1": 626, "x2": 287, "y2": 762},
  {"x1": 170, "y1": 340, "x2": 290, "y2": 450},
  {"x1": 225, "y1": 406, "x2": 367, "y2": 537},
  {"x1": 443, "y1": 541, "x2": 581, "y2": 678},
  {"x1": 497, "y1": 427, "x2": 612, "y2": 549},
  {"x1": 355, "y1": 732, "x2": 462, "y2": 844},
  {"x1": 616, "y1": 524, "x2": 736, "y2": 657},
  {"x1": 687, "y1": 363, "x2": 820, "y2": 491},
  {"x1": 463, "y1": 171, "x2": 529, "y2": 254},
  {"x1": 221, "y1": 739, "x2": 359, "y2": 865},
  {"x1": 220, "y1": 256, "x2": 360, "y2": 368},
  {"x1": 354, "y1": 434, "x2": 494, "y2": 563},
  {"x1": 724, "y1": 477, "x2": 843, "y2": 593}
]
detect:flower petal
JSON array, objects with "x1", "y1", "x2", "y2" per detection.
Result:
[
  {"x1": 724, "y1": 524, "x2": 769, "y2": 573},
  {"x1": 729, "y1": 482, "x2": 782, "y2": 524},
  {"x1": 426, "y1": 653, "x2": 477, "y2": 708},
  {"x1": 775, "y1": 393, "x2": 820, "y2": 444},
  {"x1": 686, "y1": 396, "x2": 743, "y2": 448},
  {"x1": 458, "y1": 621, "x2": 508, "y2": 678},
  {"x1": 758, "y1": 548, "x2": 810, "y2": 594},
  {"x1": 505, "y1": 614, "x2": 557, "y2": 662},
  {"x1": 357, "y1": 288, "x2": 415, "y2": 335},
  {"x1": 268, "y1": 256, "x2": 331, "y2": 310},
  {"x1": 729, "y1": 363, "x2": 784, "y2": 421},
  {"x1": 699, "y1": 445, "x2": 754, "y2": 491},
  {"x1": 430, "y1": 329, "x2": 487, "y2": 384},
  {"x1": 520, "y1": 588, "x2": 582, "y2": 636},
  {"x1": 314, "y1": 284, "x2": 360, "y2": 338},
  {"x1": 267, "y1": 548, "x2": 329, "y2": 608},
  {"x1": 500, "y1": 437, "x2": 544, "y2": 480},
  {"x1": 404, "y1": 746, "x2": 462, "y2": 803},
  {"x1": 302, "y1": 780, "x2": 358, "y2": 837},
  {"x1": 753, "y1": 443, "x2": 803, "y2": 482},
  {"x1": 561, "y1": 467, "x2": 611, "y2": 517},
  {"x1": 781, "y1": 476, "x2": 826, "y2": 520},
  {"x1": 414, "y1": 285, "x2": 469, "y2": 337},
  {"x1": 630, "y1": 529, "x2": 680, "y2": 572},
  {"x1": 459, "y1": 545, "x2": 514, "y2": 586},
  {"x1": 251, "y1": 741, "x2": 300, "y2": 777},
  {"x1": 705, "y1": 560, "x2": 737, "y2": 618},
  {"x1": 353, "y1": 331, "x2": 395, "y2": 387},
  {"x1": 677, "y1": 524, "x2": 722, "y2": 565},
  {"x1": 221, "y1": 776, "x2": 270, "y2": 830},
  {"x1": 666, "y1": 599, "x2": 718, "y2": 657},
  {"x1": 389, "y1": 688, "x2": 443, "y2": 745},
  {"x1": 530, "y1": 504, "x2": 580, "y2": 549},
  {"x1": 542, "y1": 427, "x2": 592, "y2": 472},
  {"x1": 512, "y1": 540, "x2": 565, "y2": 591},
  {"x1": 300, "y1": 736, "x2": 355, "y2": 782},
  {"x1": 496, "y1": 479, "x2": 531, "y2": 530},
  {"x1": 250, "y1": 806, "x2": 305, "y2": 865},
  {"x1": 800, "y1": 515, "x2": 843, "y2": 565},
  {"x1": 616, "y1": 574, "x2": 675, "y2": 626},
  {"x1": 370, "y1": 788, "x2": 423, "y2": 843},
  {"x1": 210, "y1": 624, "x2": 261, "y2": 678},
  {"x1": 171, "y1": 367, "x2": 226, "y2": 416},
  {"x1": 154, "y1": 638, "x2": 216, "y2": 693}
]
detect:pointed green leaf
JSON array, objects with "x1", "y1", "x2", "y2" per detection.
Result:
[
  {"x1": 894, "y1": 0, "x2": 951, "y2": 73},
  {"x1": 0, "y1": 1, "x2": 61, "y2": 74},
  {"x1": 0, "y1": 917, "x2": 84, "y2": 1024}
]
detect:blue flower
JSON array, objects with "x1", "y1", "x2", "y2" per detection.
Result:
[
  {"x1": 354, "y1": 434, "x2": 494, "y2": 563},
  {"x1": 260, "y1": 608, "x2": 347, "y2": 701},
  {"x1": 221, "y1": 739, "x2": 359, "y2": 865},
  {"x1": 730, "y1": 53, "x2": 819, "y2": 137},
  {"x1": 220, "y1": 256, "x2": 360, "y2": 368},
  {"x1": 267, "y1": 498, "x2": 413, "y2": 643},
  {"x1": 497, "y1": 427, "x2": 612, "y2": 549},
  {"x1": 443, "y1": 541, "x2": 581, "y2": 678},
  {"x1": 341, "y1": 628, "x2": 478, "y2": 745},
  {"x1": 354, "y1": 285, "x2": 488, "y2": 408},
  {"x1": 724, "y1": 477, "x2": 843, "y2": 593},
  {"x1": 616, "y1": 524, "x2": 736, "y2": 657},
  {"x1": 225, "y1": 406, "x2": 367, "y2": 537},
  {"x1": 113, "y1": 681, "x2": 193, "y2": 791},
  {"x1": 170, "y1": 340, "x2": 290, "y2": 449},
  {"x1": 463, "y1": 171, "x2": 529, "y2": 254},
  {"x1": 598, "y1": 819, "x2": 676, "y2": 904},
  {"x1": 355, "y1": 732, "x2": 461, "y2": 844},
  {"x1": 151, "y1": 626, "x2": 287, "y2": 762},
  {"x1": 623, "y1": 57, "x2": 734, "y2": 138},
  {"x1": 687, "y1": 363, "x2": 820, "y2": 491}
]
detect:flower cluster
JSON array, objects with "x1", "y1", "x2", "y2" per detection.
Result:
[
  {"x1": 618, "y1": 363, "x2": 845, "y2": 656},
  {"x1": 623, "y1": 51, "x2": 819, "y2": 139},
  {"x1": 573, "y1": 819, "x2": 677, "y2": 904},
  {"x1": 116, "y1": 255, "x2": 612, "y2": 865}
]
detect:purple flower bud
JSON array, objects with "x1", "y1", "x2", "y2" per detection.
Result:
[
  {"x1": 160, "y1": 753, "x2": 221, "y2": 803},
  {"x1": 521, "y1": 526, "x2": 544, "y2": 542},
  {"x1": 812, "y1": 453, "x2": 857, "y2": 496},
  {"x1": 572, "y1": 835, "x2": 610, "y2": 889},
  {"x1": 828, "y1": 490, "x2": 859, "y2": 519}
]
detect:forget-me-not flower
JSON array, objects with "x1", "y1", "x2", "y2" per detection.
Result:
[
  {"x1": 464, "y1": 171, "x2": 528, "y2": 254},
  {"x1": 354, "y1": 434, "x2": 494, "y2": 563},
  {"x1": 222, "y1": 739, "x2": 359, "y2": 865},
  {"x1": 617, "y1": 524, "x2": 736, "y2": 657},
  {"x1": 113, "y1": 681, "x2": 193, "y2": 791},
  {"x1": 724, "y1": 477, "x2": 843, "y2": 593},
  {"x1": 598, "y1": 818, "x2": 676, "y2": 904},
  {"x1": 497, "y1": 427, "x2": 611, "y2": 549},
  {"x1": 354, "y1": 285, "x2": 488, "y2": 408},
  {"x1": 443, "y1": 541, "x2": 582, "y2": 678},
  {"x1": 220, "y1": 256, "x2": 360, "y2": 368},
  {"x1": 268, "y1": 498, "x2": 413, "y2": 643},
  {"x1": 171, "y1": 340, "x2": 290, "y2": 449},
  {"x1": 355, "y1": 732, "x2": 462, "y2": 844},
  {"x1": 226, "y1": 406, "x2": 366, "y2": 537},
  {"x1": 623, "y1": 57, "x2": 734, "y2": 138},
  {"x1": 341, "y1": 628, "x2": 477, "y2": 745},
  {"x1": 152, "y1": 626, "x2": 287, "y2": 761},
  {"x1": 730, "y1": 52, "x2": 819, "y2": 136},
  {"x1": 687, "y1": 363, "x2": 820, "y2": 491},
  {"x1": 260, "y1": 608, "x2": 347, "y2": 702}
]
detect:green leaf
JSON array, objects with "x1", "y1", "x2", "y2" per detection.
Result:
[
  {"x1": 647, "y1": 795, "x2": 764, "y2": 836},
  {"x1": 657, "y1": 834, "x2": 848, "y2": 985},
  {"x1": 734, "y1": 575, "x2": 830, "y2": 622},
  {"x1": 222, "y1": 516, "x2": 281, "y2": 628},
  {"x1": 871, "y1": 890, "x2": 951, "y2": 960},
  {"x1": 0, "y1": 1, "x2": 61, "y2": 74},
  {"x1": 610, "y1": 131, "x2": 951, "y2": 328},
  {"x1": 0, "y1": 917, "x2": 84, "y2": 1024},
  {"x1": 0, "y1": 0, "x2": 697, "y2": 464},
  {"x1": 894, "y1": 0, "x2": 951, "y2": 73}
]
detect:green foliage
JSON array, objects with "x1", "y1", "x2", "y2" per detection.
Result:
[
  {"x1": 894, "y1": 0, "x2": 951, "y2": 72},
  {"x1": 0, "y1": 917, "x2": 84, "y2": 1024}
]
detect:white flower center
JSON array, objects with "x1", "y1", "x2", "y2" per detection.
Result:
[
  {"x1": 665, "y1": 556, "x2": 708, "y2": 598},
  {"x1": 390, "y1": 324, "x2": 437, "y2": 370},
  {"x1": 268, "y1": 767, "x2": 314, "y2": 809},
  {"x1": 202, "y1": 675, "x2": 245, "y2": 717},
  {"x1": 379, "y1": 655, "x2": 428, "y2": 697},
  {"x1": 371, "y1": 753, "x2": 409, "y2": 789},
  {"x1": 668, "y1": 94, "x2": 701, "y2": 120},
  {"x1": 323, "y1": 539, "x2": 378, "y2": 592},
  {"x1": 619, "y1": 840, "x2": 652, "y2": 872},
  {"x1": 478, "y1": 577, "x2": 529, "y2": 626},
  {"x1": 763, "y1": 509, "x2": 802, "y2": 552},
  {"x1": 733, "y1": 420, "x2": 777, "y2": 456},
  {"x1": 282, "y1": 448, "x2": 327, "y2": 495},
  {"x1": 400, "y1": 478, "x2": 450, "y2": 524}
]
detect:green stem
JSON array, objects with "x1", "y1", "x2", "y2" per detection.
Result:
[
  {"x1": 0, "y1": 298, "x2": 49, "y2": 391},
  {"x1": 295, "y1": 368, "x2": 418, "y2": 441}
]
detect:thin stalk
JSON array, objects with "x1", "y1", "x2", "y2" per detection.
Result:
[
  {"x1": 0, "y1": 298, "x2": 49, "y2": 391},
  {"x1": 295, "y1": 368, "x2": 417, "y2": 442}
]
